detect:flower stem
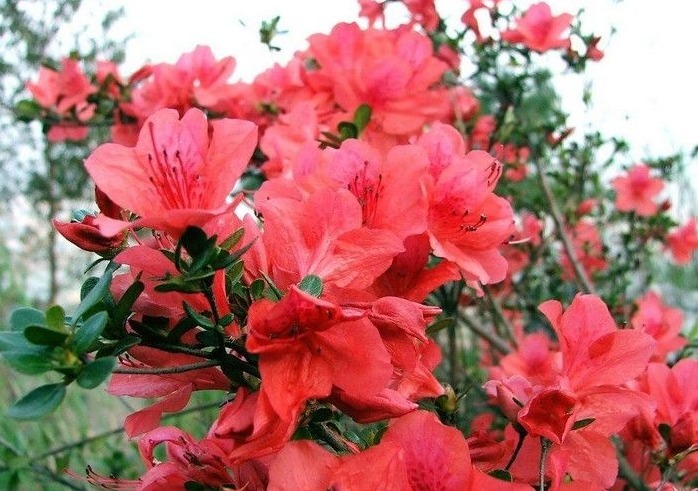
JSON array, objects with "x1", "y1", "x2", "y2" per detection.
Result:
[
  {"x1": 539, "y1": 437, "x2": 551, "y2": 491},
  {"x1": 113, "y1": 359, "x2": 220, "y2": 375}
]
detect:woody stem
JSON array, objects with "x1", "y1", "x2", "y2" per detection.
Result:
[
  {"x1": 113, "y1": 359, "x2": 219, "y2": 375},
  {"x1": 539, "y1": 437, "x2": 552, "y2": 491},
  {"x1": 533, "y1": 158, "x2": 597, "y2": 295}
]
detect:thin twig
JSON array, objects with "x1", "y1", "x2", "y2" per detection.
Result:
[
  {"x1": 481, "y1": 284, "x2": 518, "y2": 348},
  {"x1": 612, "y1": 437, "x2": 650, "y2": 491},
  {"x1": 533, "y1": 159, "x2": 597, "y2": 295},
  {"x1": 458, "y1": 311, "x2": 511, "y2": 355},
  {"x1": 32, "y1": 464, "x2": 85, "y2": 490},
  {"x1": 33, "y1": 401, "x2": 223, "y2": 462},
  {"x1": 113, "y1": 359, "x2": 219, "y2": 375},
  {"x1": 539, "y1": 438, "x2": 552, "y2": 491}
]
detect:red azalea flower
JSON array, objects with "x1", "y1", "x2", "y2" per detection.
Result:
[
  {"x1": 85, "y1": 107, "x2": 256, "y2": 238},
  {"x1": 501, "y1": 3, "x2": 573, "y2": 53},
  {"x1": 612, "y1": 163, "x2": 665, "y2": 216}
]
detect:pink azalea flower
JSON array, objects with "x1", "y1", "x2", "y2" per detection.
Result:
[
  {"x1": 501, "y1": 3, "x2": 573, "y2": 53},
  {"x1": 85, "y1": 107, "x2": 257, "y2": 238},
  {"x1": 631, "y1": 291, "x2": 686, "y2": 361},
  {"x1": 612, "y1": 163, "x2": 665, "y2": 216},
  {"x1": 666, "y1": 218, "x2": 698, "y2": 264}
]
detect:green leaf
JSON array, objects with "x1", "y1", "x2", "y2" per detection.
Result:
[
  {"x1": 353, "y1": 104, "x2": 372, "y2": 132},
  {"x1": 2, "y1": 353, "x2": 53, "y2": 375},
  {"x1": 0, "y1": 332, "x2": 49, "y2": 353},
  {"x1": 72, "y1": 311, "x2": 109, "y2": 354},
  {"x1": 658, "y1": 423, "x2": 672, "y2": 445},
  {"x1": 298, "y1": 275, "x2": 323, "y2": 297},
  {"x1": 14, "y1": 99, "x2": 42, "y2": 122},
  {"x1": 180, "y1": 226, "x2": 212, "y2": 259},
  {"x1": 104, "y1": 334, "x2": 141, "y2": 356},
  {"x1": 6, "y1": 384, "x2": 66, "y2": 420},
  {"x1": 572, "y1": 417, "x2": 595, "y2": 430},
  {"x1": 23, "y1": 326, "x2": 69, "y2": 346},
  {"x1": 73, "y1": 263, "x2": 117, "y2": 324},
  {"x1": 9, "y1": 308, "x2": 45, "y2": 332},
  {"x1": 227, "y1": 261, "x2": 244, "y2": 285},
  {"x1": 426, "y1": 317, "x2": 453, "y2": 335},
  {"x1": 219, "y1": 228, "x2": 245, "y2": 251},
  {"x1": 183, "y1": 302, "x2": 215, "y2": 330},
  {"x1": 155, "y1": 276, "x2": 207, "y2": 293},
  {"x1": 44, "y1": 305, "x2": 66, "y2": 330},
  {"x1": 77, "y1": 357, "x2": 116, "y2": 389},
  {"x1": 337, "y1": 121, "x2": 358, "y2": 140},
  {"x1": 489, "y1": 469, "x2": 513, "y2": 482},
  {"x1": 249, "y1": 278, "x2": 265, "y2": 300},
  {"x1": 112, "y1": 280, "x2": 144, "y2": 328}
]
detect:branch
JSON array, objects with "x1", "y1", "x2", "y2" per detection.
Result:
[
  {"x1": 458, "y1": 311, "x2": 511, "y2": 355},
  {"x1": 613, "y1": 437, "x2": 650, "y2": 491},
  {"x1": 533, "y1": 159, "x2": 597, "y2": 295},
  {"x1": 33, "y1": 401, "x2": 223, "y2": 462},
  {"x1": 481, "y1": 284, "x2": 518, "y2": 348},
  {"x1": 113, "y1": 359, "x2": 219, "y2": 375}
]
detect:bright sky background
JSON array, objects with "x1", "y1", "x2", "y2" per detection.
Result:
[{"x1": 102, "y1": 0, "x2": 698, "y2": 168}]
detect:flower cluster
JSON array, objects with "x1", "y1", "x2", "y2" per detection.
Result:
[{"x1": 5, "y1": 1, "x2": 697, "y2": 490}]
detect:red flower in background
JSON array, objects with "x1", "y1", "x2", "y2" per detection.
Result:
[
  {"x1": 501, "y1": 3, "x2": 573, "y2": 53},
  {"x1": 26, "y1": 58, "x2": 96, "y2": 141},
  {"x1": 612, "y1": 163, "x2": 665, "y2": 216},
  {"x1": 631, "y1": 291, "x2": 686, "y2": 361},
  {"x1": 666, "y1": 218, "x2": 698, "y2": 264}
]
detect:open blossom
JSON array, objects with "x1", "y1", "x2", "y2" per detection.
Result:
[
  {"x1": 418, "y1": 124, "x2": 515, "y2": 288},
  {"x1": 121, "y1": 45, "x2": 241, "y2": 123},
  {"x1": 85, "y1": 107, "x2": 257, "y2": 238},
  {"x1": 487, "y1": 295, "x2": 656, "y2": 488},
  {"x1": 501, "y1": 3, "x2": 573, "y2": 53},
  {"x1": 631, "y1": 291, "x2": 686, "y2": 361},
  {"x1": 666, "y1": 218, "x2": 698, "y2": 264},
  {"x1": 26, "y1": 57, "x2": 96, "y2": 141},
  {"x1": 305, "y1": 23, "x2": 450, "y2": 140},
  {"x1": 612, "y1": 163, "x2": 665, "y2": 216},
  {"x1": 267, "y1": 411, "x2": 530, "y2": 490}
]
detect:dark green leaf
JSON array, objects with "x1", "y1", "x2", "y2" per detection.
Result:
[
  {"x1": 9, "y1": 308, "x2": 45, "y2": 332},
  {"x1": 489, "y1": 469, "x2": 513, "y2": 482},
  {"x1": 77, "y1": 357, "x2": 116, "y2": 389},
  {"x1": 155, "y1": 279, "x2": 206, "y2": 293},
  {"x1": 337, "y1": 121, "x2": 358, "y2": 140},
  {"x1": 6, "y1": 384, "x2": 66, "y2": 420},
  {"x1": 195, "y1": 330, "x2": 221, "y2": 347},
  {"x1": 572, "y1": 417, "x2": 595, "y2": 430},
  {"x1": 298, "y1": 275, "x2": 323, "y2": 297},
  {"x1": 24, "y1": 326, "x2": 69, "y2": 346},
  {"x1": 73, "y1": 263, "x2": 117, "y2": 324},
  {"x1": 181, "y1": 227, "x2": 213, "y2": 259},
  {"x1": 183, "y1": 302, "x2": 215, "y2": 329},
  {"x1": 73, "y1": 311, "x2": 109, "y2": 354},
  {"x1": 105, "y1": 335, "x2": 141, "y2": 356},
  {"x1": 112, "y1": 280, "x2": 144, "y2": 328},
  {"x1": 2, "y1": 353, "x2": 53, "y2": 375},
  {"x1": 658, "y1": 423, "x2": 671, "y2": 445}
]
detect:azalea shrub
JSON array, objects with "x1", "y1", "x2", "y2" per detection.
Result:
[{"x1": 3, "y1": 0, "x2": 698, "y2": 490}]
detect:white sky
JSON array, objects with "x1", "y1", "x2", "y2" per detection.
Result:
[{"x1": 92, "y1": 0, "x2": 697, "y2": 191}]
